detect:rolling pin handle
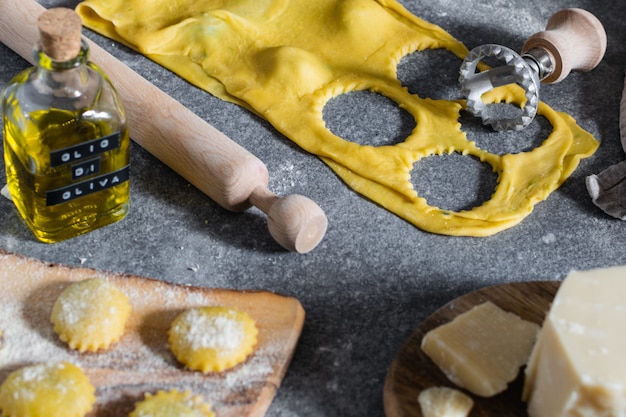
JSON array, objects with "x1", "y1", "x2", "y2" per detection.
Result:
[
  {"x1": 249, "y1": 186, "x2": 328, "y2": 254},
  {"x1": 522, "y1": 8, "x2": 607, "y2": 84}
]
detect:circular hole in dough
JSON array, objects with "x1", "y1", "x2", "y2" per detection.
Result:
[
  {"x1": 397, "y1": 48, "x2": 462, "y2": 101},
  {"x1": 460, "y1": 112, "x2": 552, "y2": 155},
  {"x1": 411, "y1": 152, "x2": 498, "y2": 212},
  {"x1": 0, "y1": 361, "x2": 95, "y2": 417},
  {"x1": 129, "y1": 390, "x2": 215, "y2": 417},
  {"x1": 168, "y1": 306, "x2": 258, "y2": 373},
  {"x1": 323, "y1": 90, "x2": 416, "y2": 146},
  {"x1": 51, "y1": 278, "x2": 132, "y2": 353}
]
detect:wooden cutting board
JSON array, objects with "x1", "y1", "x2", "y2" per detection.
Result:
[
  {"x1": 0, "y1": 249, "x2": 305, "y2": 417},
  {"x1": 383, "y1": 281, "x2": 560, "y2": 417}
]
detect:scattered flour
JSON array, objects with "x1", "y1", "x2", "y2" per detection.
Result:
[{"x1": 0, "y1": 300, "x2": 72, "y2": 368}]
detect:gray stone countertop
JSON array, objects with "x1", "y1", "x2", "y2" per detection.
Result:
[{"x1": 1, "y1": 0, "x2": 626, "y2": 415}]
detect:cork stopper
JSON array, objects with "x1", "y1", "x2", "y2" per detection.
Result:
[{"x1": 38, "y1": 8, "x2": 83, "y2": 61}]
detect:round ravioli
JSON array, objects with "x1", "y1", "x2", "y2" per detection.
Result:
[
  {"x1": 168, "y1": 306, "x2": 258, "y2": 373},
  {"x1": 129, "y1": 390, "x2": 215, "y2": 417},
  {"x1": 0, "y1": 362, "x2": 95, "y2": 417},
  {"x1": 51, "y1": 278, "x2": 132, "y2": 352}
]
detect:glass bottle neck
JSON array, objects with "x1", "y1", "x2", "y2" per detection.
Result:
[
  {"x1": 33, "y1": 38, "x2": 90, "y2": 71},
  {"x1": 29, "y1": 39, "x2": 100, "y2": 107}
]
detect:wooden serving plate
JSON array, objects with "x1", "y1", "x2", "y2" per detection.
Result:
[
  {"x1": 0, "y1": 249, "x2": 305, "y2": 417},
  {"x1": 383, "y1": 281, "x2": 560, "y2": 417}
]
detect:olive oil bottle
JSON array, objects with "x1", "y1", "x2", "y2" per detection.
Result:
[{"x1": 1, "y1": 8, "x2": 130, "y2": 243}]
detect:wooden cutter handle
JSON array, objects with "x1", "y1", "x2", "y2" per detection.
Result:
[
  {"x1": 0, "y1": 0, "x2": 327, "y2": 253},
  {"x1": 522, "y1": 8, "x2": 607, "y2": 84}
]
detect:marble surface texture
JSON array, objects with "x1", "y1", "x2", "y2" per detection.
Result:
[{"x1": 1, "y1": 0, "x2": 626, "y2": 416}]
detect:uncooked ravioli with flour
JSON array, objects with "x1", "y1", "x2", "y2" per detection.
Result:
[
  {"x1": 168, "y1": 306, "x2": 258, "y2": 373},
  {"x1": 76, "y1": 0, "x2": 599, "y2": 236},
  {"x1": 129, "y1": 390, "x2": 215, "y2": 417},
  {"x1": 51, "y1": 277, "x2": 132, "y2": 352},
  {"x1": 0, "y1": 362, "x2": 95, "y2": 417}
]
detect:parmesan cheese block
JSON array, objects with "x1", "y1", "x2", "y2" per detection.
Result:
[
  {"x1": 523, "y1": 267, "x2": 626, "y2": 417},
  {"x1": 421, "y1": 301, "x2": 540, "y2": 397}
]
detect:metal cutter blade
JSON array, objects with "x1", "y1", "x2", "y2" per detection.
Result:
[{"x1": 459, "y1": 44, "x2": 540, "y2": 131}]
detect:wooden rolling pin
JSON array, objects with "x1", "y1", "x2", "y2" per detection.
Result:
[{"x1": 0, "y1": 0, "x2": 327, "y2": 253}]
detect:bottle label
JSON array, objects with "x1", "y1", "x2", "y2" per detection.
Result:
[
  {"x1": 49, "y1": 132, "x2": 120, "y2": 167},
  {"x1": 45, "y1": 131, "x2": 128, "y2": 206},
  {"x1": 46, "y1": 165, "x2": 130, "y2": 206},
  {"x1": 72, "y1": 158, "x2": 101, "y2": 180}
]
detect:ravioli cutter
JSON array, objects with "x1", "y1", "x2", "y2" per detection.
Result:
[{"x1": 459, "y1": 8, "x2": 607, "y2": 131}]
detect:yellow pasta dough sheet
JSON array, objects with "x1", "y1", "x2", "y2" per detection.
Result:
[{"x1": 76, "y1": 0, "x2": 599, "y2": 236}]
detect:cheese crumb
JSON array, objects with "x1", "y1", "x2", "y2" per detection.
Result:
[{"x1": 418, "y1": 386, "x2": 474, "y2": 417}]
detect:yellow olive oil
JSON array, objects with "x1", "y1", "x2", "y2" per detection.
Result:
[
  {"x1": 1, "y1": 8, "x2": 130, "y2": 243},
  {"x1": 4, "y1": 109, "x2": 129, "y2": 243}
]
